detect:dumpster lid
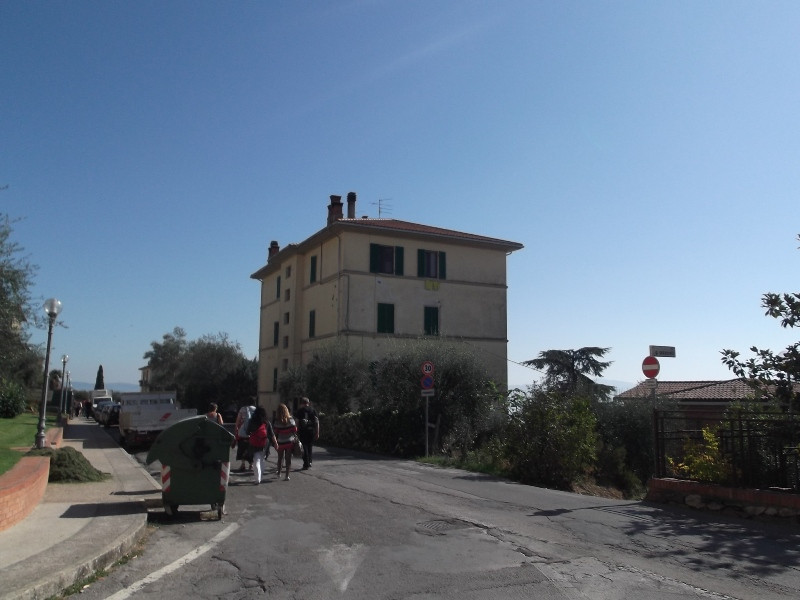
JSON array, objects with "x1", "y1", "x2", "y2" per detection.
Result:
[{"x1": 146, "y1": 415, "x2": 234, "y2": 466}]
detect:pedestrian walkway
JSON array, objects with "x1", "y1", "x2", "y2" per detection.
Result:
[{"x1": 0, "y1": 419, "x2": 161, "y2": 600}]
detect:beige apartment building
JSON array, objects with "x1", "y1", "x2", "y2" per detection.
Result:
[{"x1": 250, "y1": 193, "x2": 523, "y2": 414}]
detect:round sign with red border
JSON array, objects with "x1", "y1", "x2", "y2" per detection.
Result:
[
  {"x1": 642, "y1": 355, "x2": 660, "y2": 379},
  {"x1": 421, "y1": 361, "x2": 435, "y2": 375}
]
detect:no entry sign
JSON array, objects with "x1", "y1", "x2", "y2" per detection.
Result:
[{"x1": 642, "y1": 355, "x2": 660, "y2": 379}]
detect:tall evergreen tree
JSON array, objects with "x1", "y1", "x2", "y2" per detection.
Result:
[
  {"x1": 94, "y1": 365, "x2": 105, "y2": 390},
  {"x1": 524, "y1": 347, "x2": 614, "y2": 401}
]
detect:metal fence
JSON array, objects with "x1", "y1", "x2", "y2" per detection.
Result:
[{"x1": 653, "y1": 409, "x2": 800, "y2": 491}]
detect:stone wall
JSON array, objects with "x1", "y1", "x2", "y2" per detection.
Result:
[{"x1": 647, "y1": 477, "x2": 800, "y2": 521}]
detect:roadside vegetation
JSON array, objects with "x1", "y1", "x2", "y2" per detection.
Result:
[{"x1": 281, "y1": 341, "x2": 651, "y2": 499}]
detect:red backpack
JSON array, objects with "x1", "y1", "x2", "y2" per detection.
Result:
[{"x1": 248, "y1": 424, "x2": 267, "y2": 449}]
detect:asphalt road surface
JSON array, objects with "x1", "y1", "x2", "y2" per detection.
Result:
[{"x1": 75, "y1": 444, "x2": 800, "y2": 599}]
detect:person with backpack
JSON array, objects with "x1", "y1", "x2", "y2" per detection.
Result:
[
  {"x1": 247, "y1": 406, "x2": 277, "y2": 485},
  {"x1": 234, "y1": 403, "x2": 256, "y2": 472}
]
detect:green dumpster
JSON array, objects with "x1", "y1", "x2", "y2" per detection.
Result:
[{"x1": 146, "y1": 415, "x2": 234, "y2": 519}]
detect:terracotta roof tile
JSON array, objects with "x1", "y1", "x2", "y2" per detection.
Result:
[
  {"x1": 337, "y1": 218, "x2": 524, "y2": 249},
  {"x1": 615, "y1": 379, "x2": 759, "y2": 401}
]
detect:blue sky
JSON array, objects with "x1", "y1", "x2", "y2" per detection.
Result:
[{"x1": 3, "y1": 1, "x2": 799, "y2": 390}]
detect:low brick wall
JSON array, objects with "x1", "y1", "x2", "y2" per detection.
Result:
[
  {"x1": 0, "y1": 427, "x2": 63, "y2": 532},
  {"x1": 647, "y1": 477, "x2": 800, "y2": 521}
]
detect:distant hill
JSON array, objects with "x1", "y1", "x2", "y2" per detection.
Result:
[{"x1": 72, "y1": 381, "x2": 140, "y2": 393}]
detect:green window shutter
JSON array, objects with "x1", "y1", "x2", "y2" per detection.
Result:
[
  {"x1": 310, "y1": 256, "x2": 317, "y2": 283},
  {"x1": 417, "y1": 249, "x2": 425, "y2": 277},
  {"x1": 276, "y1": 276, "x2": 281, "y2": 299},
  {"x1": 309, "y1": 310, "x2": 316, "y2": 338},
  {"x1": 272, "y1": 368, "x2": 278, "y2": 392},
  {"x1": 395, "y1": 246, "x2": 404, "y2": 275},
  {"x1": 424, "y1": 306, "x2": 439, "y2": 335},
  {"x1": 377, "y1": 303, "x2": 395, "y2": 333},
  {"x1": 438, "y1": 251, "x2": 446, "y2": 280},
  {"x1": 369, "y1": 244, "x2": 379, "y2": 273},
  {"x1": 273, "y1": 322, "x2": 279, "y2": 346}
]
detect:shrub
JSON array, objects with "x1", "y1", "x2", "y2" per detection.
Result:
[
  {"x1": 504, "y1": 387, "x2": 598, "y2": 489},
  {"x1": 668, "y1": 426, "x2": 731, "y2": 484},
  {"x1": 0, "y1": 378, "x2": 27, "y2": 418}
]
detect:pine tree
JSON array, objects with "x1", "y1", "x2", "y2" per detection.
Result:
[{"x1": 94, "y1": 365, "x2": 105, "y2": 390}]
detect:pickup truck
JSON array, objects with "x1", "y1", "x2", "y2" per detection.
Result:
[{"x1": 117, "y1": 392, "x2": 196, "y2": 448}]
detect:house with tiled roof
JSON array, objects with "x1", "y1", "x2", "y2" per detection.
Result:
[
  {"x1": 250, "y1": 192, "x2": 524, "y2": 414},
  {"x1": 615, "y1": 379, "x2": 765, "y2": 416}
]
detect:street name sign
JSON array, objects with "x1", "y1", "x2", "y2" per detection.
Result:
[{"x1": 649, "y1": 345, "x2": 676, "y2": 358}]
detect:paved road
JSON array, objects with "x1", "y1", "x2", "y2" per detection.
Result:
[{"x1": 76, "y1": 445, "x2": 800, "y2": 599}]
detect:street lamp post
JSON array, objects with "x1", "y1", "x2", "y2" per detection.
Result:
[
  {"x1": 59, "y1": 354, "x2": 69, "y2": 416},
  {"x1": 35, "y1": 298, "x2": 62, "y2": 449}
]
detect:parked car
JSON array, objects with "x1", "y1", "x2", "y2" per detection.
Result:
[
  {"x1": 105, "y1": 404, "x2": 121, "y2": 428},
  {"x1": 93, "y1": 399, "x2": 114, "y2": 422}
]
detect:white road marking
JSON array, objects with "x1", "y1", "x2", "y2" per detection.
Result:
[
  {"x1": 317, "y1": 543, "x2": 366, "y2": 592},
  {"x1": 104, "y1": 523, "x2": 239, "y2": 600}
]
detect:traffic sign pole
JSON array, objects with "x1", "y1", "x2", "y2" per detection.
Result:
[{"x1": 420, "y1": 361, "x2": 435, "y2": 456}]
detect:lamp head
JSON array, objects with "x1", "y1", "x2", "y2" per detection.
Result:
[{"x1": 43, "y1": 298, "x2": 62, "y2": 318}]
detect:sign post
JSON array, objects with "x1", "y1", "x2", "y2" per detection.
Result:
[{"x1": 421, "y1": 361, "x2": 435, "y2": 456}]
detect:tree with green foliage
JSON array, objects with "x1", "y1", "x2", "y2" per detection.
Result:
[
  {"x1": 0, "y1": 214, "x2": 43, "y2": 390},
  {"x1": 143, "y1": 327, "x2": 188, "y2": 393},
  {"x1": 294, "y1": 337, "x2": 503, "y2": 457},
  {"x1": 94, "y1": 365, "x2": 104, "y2": 390},
  {"x1": 524, "y1": 347, "x2": 614, "y2": 401},
  {"x1": 721, "y1": 234, "x2": 800, "y2": 411},
  {"x1": 143, "y1": 328, "x2": 256, "y2": 412},
  {"x1": 304, "y1": 338, "x2": 370, "y2": 414},
  {"x1": 505, "y1": 386, "x2": 598, "y2": 488},
  {"x1": 180, "y1": 332, "x2": 250, "y2": 410}
]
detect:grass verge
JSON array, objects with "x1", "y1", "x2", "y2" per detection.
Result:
[{"x1": 0, "y1": 410, "x2": 57, "y2": 476}]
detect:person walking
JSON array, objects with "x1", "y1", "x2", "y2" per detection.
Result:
[
  {"x1": 206, "y1": 402, "x2": 223, "y2": 424},
  {"x1": 294, "y1": 397, "x2": 320, "y2": 470},
  {"x1": 248, "y1": 406, "x2": 277, "y2": 485},
  {"x1": 234, "y1": 403, "x2": 256, "y2": 471},
  {"x1": 274, "y1": 404, "x2": 297, "y2": 481}
]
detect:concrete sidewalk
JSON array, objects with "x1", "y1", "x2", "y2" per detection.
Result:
[{"x1": 0, "y1": 419, "x2": 161, "y2": 600}]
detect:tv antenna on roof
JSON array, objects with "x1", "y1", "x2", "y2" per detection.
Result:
[{"x1": 371, "y1": 198, "x2": 393, "y2": 218}]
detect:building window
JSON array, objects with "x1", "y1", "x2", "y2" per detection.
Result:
[
  {"x1": 284, "y1": 312, "x2": 290, "y2": 325},
  {"x1": 309, "y1": 309, "x2": 316, "y2": 338},
  {"x1": 370, "y1": 244, "x2": 404, "y2": 275},
  {"x1": 285, "y1": 288, "x2": 290, "y2": 301},
  {"x1": 424, "y1": 306, "x2": 439, "y2": 336},
  {"x1": 417, "y1": 249, "x2": 446, "y2": 279},
  {"x1": 281, "y1": 359, "x2": 289, "y2": 371},
  {"x1": 310, "y1": 255, "x2": 317, "y2": 284},
  {"x1": 377, "y1": 303, "x2": 395, "y2": 334},
  {"x1": 272, "y1": 368, "x2": 278, "y2": 391},
  {"x1": 276, "y1": 276, "x2": 281, "y2": 299},
  {"x1": 286, "y1": 265, "x2": 292, "y2": 278},
  {"x1": 283, "y1": 335, "x2": 289, "y2": 349},
  {"x1": 273, "y1": 322, "x2": 279, "y2": 346}
]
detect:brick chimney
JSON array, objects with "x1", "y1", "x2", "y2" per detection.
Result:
[
  {"x1": 346, "y1": 192, "x2": 356, "y2": 219},
  {"x1": 327, "y1": 195, "x2": 343, "y2": 225},
  {"x1": 268, "y1": 240, "x2": 280, "y2": 261}
]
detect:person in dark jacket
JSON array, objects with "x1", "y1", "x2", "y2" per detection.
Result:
[{"x1": 294, "y1": 397, "x2": 320, "y2": 470}]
